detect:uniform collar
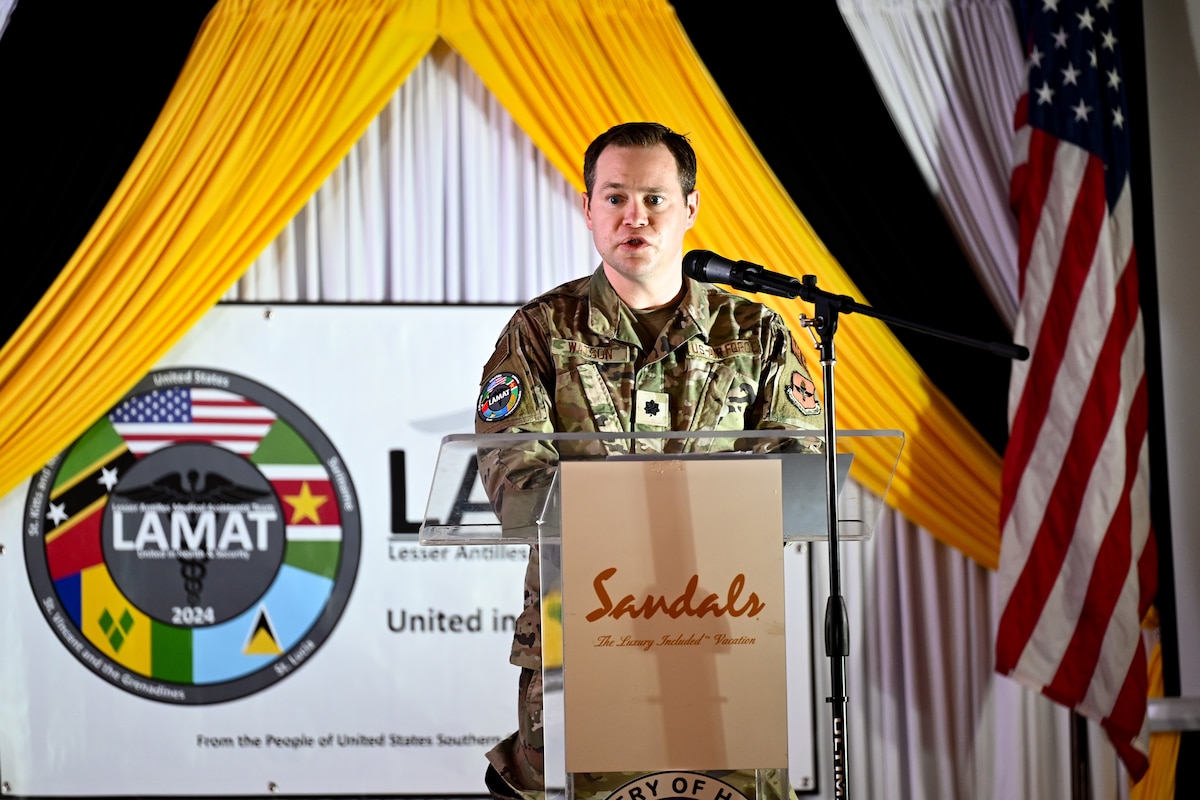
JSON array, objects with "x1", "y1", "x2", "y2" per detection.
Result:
[{"x1": 587, "y1": 265, "x2": 711, "y2": 346}]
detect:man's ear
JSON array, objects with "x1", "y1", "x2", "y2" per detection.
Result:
[{"x1": 582, "y1": 192, "x2": 593, "y2": 229}]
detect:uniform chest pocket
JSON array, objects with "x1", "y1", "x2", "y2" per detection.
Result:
[
  {"x1": 687, "y1": 360, "x2": 755, "y2": 431},
  {"x1": 554, "y1": 362, "x2": 625, "y2": 432},
  {"x1": 550, "y1": 339, "x2": 633, "y2": 433}
]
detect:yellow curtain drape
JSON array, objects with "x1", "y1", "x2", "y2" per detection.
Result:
[
  {"x1": 0, "y1": 0, "x2": 439, "y2": 499},
  {"x1": 1131, "y1": 616, "x2": 1179, "y2": 798},
  {"x1": 0, "y1": 0, "x2": 1000, "y2": 564}
]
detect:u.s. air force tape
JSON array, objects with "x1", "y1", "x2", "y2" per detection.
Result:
[{"x1": 477, "y1": 372, "x2": 523, "y2": 421}]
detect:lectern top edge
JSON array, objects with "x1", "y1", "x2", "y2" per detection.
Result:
[{"x1": 419, "y1": 430, "x2": 904, "y2": 546}]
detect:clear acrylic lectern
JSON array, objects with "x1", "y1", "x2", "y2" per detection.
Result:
[{"x1": 420, "y1": 430, "x2": 903, "y2": 800}]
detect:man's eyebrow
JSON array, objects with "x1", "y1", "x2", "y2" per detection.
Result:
[{"x1": 598, "y1": 180, "x2": 671, "y2": 194}]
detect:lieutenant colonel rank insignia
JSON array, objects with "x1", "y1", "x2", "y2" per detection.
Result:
[{"x1": 635, "y1": 389, "x2": 670, "y2": 428}]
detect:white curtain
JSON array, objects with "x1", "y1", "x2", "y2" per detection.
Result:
[
  {"x1": 814, "y1": 510, "x2": 1076, "y2": 799},
  {"x1": 836, "y1": 0, "x2": 1024, "y2": 329},
  {"x1": 229, "y1": 38, "x2": 1118, "y2": 800},
  {"x1": 0, "y1": 0, "x2": 16, "y2": 41},
  {"x1": 228, "y1": 41, "x2": 595, "y2": 304}
]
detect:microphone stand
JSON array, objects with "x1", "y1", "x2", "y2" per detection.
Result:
[{"x1": 779, "y1": 274, "x2": 1027, "y2": 800}]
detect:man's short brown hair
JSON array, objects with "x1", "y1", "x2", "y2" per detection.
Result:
[{"x1": 582, "y1": 122, "x2": 697, "y2": 198}]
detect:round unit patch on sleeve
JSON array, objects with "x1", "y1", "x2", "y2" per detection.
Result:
[{"x1": 477, "y1": 372, "x2": 523, "y2": 422}]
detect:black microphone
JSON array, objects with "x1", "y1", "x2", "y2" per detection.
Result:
[{"x1": 683, "y1": 250, "x2": 803, "y2": 298}]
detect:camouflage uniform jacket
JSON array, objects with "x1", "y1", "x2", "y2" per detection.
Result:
[
  {"x1": 475, "y1": 265, "x2": 823, "y2": 672},
  {"x1": 474, "y1": 266, "x2": 823, "y2": 797}
]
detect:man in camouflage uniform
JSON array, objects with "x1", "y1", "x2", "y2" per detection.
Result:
[{"x1": 475, "y1": 122, "x2": 823, "y2": 799}]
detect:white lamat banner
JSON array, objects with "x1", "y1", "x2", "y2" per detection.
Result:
[
  {"x1": 0, "y1": 304, "x2": 526, "y2": 796},
  {"x1": 0, "y1": 303, "x2": 815, "y2": 797}
]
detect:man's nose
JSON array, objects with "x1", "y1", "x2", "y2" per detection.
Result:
[{"x1": 623, "y1": 200, "x2": 648, "y2": 227}]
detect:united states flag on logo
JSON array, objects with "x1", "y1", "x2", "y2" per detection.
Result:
[
  {"x1": 109, "y1": 387, "x2": 278, "y2": 456},
  {"x1": 997, "y1": 0, "x2": 1156, "y2": 779}
]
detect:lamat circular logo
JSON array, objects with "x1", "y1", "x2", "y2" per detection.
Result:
[{"x1": 24, "y1": 368, "x2": 360, "y2": 704}]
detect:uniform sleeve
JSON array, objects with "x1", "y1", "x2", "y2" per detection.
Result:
[
  {"x1": 474, "y1": 309, "x2": 560, "y2": 527},
  {"x1": 750, "y1": 313, "x2": 824, "y2": 452},
  {"x1": 474, "y1": 310, "x2": 558, "y2": 672}
]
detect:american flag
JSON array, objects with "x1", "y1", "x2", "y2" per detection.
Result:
[
  {"x1": 109, "y1": 387, "x2": 277, "y2": 456},
  {"x1": 997, "y1": 0, "x2": 1156, "y2": 780}
]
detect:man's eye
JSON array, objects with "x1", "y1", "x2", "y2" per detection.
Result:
[
  {"x1": 647, "y1": 196, "x2": 664, "y2": 206},
  {"x1": 606, "y1": 196, "x2": 621, "y2": 205}
]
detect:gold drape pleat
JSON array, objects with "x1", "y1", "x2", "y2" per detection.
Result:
[
  {"x1": 1131, "y1": 616, "x2": 1179, "y2": 798},
  {"x1": 0, "y1": 0, "x2": 1000, "y2": 567}
]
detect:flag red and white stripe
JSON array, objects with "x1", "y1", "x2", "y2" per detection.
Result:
[
  {"x1": 997, "y1": 0, "x2": 1156, "y2": 780},
  {"x1": 109, "y1": 387, "x2": 277, "y2": 456}
]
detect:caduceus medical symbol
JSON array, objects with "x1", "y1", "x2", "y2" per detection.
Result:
[{"x1": 113, "y1": 470, "x2": 273, "y2": 606}]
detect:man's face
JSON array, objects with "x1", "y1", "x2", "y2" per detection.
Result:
[{"x1": 583, "y1": 143, "x2": 699, "y2": 291}]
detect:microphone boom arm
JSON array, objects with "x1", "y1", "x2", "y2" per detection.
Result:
[
  {"x1": 791, "y1": 275, "x2": 1030, "y2": 361},
  {"x1": 682, "y1": 250, "x2": 1029, "y2": 361}
]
